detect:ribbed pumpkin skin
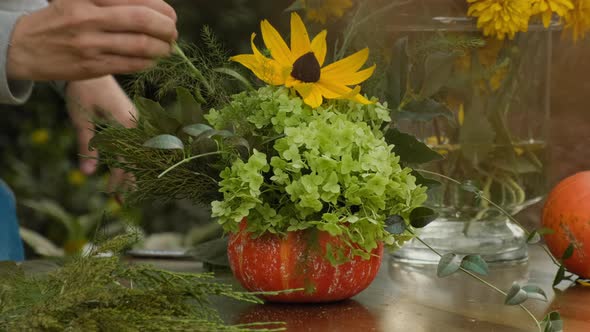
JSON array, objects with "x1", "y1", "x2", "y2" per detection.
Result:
[
  {"x1": 227, "y1": 220, "x2": 383, "y2": 303},
  {"x1": 542, "y1": 171, "x2": 590, "y2": 278}
]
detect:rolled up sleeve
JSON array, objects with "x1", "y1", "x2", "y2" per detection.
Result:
[{"x1": 0, "y1": 10, "x2": 33, "y2": 105}]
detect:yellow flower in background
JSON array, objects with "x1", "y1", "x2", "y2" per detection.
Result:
[
  {"x1": 302, "y1": 0, "x2": 353, "y2": 24},
  {"x1": 68, "y1": 170, "x2": 86, "y2": 186},
  {"x1": 564, "y1": 0, "x2": 590, "y2": 41},
  {"x1": 30, "y1": 128, "x2": 49, "y2": 145},
  {"x1": 532, "y1": 0, "x2": 575, "y2": 28},
  {"x1": 467, "y1": 0, "x2": 532, "y2": 40},
  {"x1": 231, "y1": 12, "x2": 375, "y2": 108}
]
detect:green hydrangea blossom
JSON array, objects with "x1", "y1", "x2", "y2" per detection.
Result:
[{"x1": 210, "y1": 88, "x2": 427, "y2": 259}]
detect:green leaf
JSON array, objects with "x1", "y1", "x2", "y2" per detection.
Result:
[
  {"x1": 385, "y1": 128, "x2": 443, "y2": 164},
  {"x1": 389, "y1": 37, "x2": 409, "y2": 107},
  {"x1": 183, "y1": 124, "x2": 213, "y2": 137},
  {"x1": 176, "y1": 87, "x2": 204, "y2": 125},
  {"x1": 437, "y1": 253, "x2": 462, "y2": 277},
  {"x1": 460, "y1": 181, "x2": 480, "y2": 194},
  {"x1": 527, "y1": 231, "x2": 542, "y2": 244},
  {"x1": 562, "y1": 243, "x2": 575, "y2": 260},
  {"x1": 491, "y1": 156, "x2": 542, "y2": 174},
  {"x1": 553, "y1": 265, "x2": 566, "y2": 287},
  {"x1": 460, "y1": 254, "x2": 489, "y2": 276},
  {"x1": 213, "y1": 67, "x2": 254, "y2": 91},
  {"x1": 412, "y1": 170, "x2": 442, "y2": 190},
  {"x1": 504, "y1": 282, "x2": 528, "y2": 305},
  {"x1": 143, "y1": 135, "x2": 184, "y2": 150},
  {"x1": 410, "y1": 207, "x2": 438, "y2": 228},
  {"x1": 537, "y1": 227, "x2": 555, "y2": 236},
  {"x1": 542, "y1": 311, "x2": 564, "y2": 332},
  {"x1": 284, "y1": 0, "x2": 305, "y2": 12},
  {"x1": 459, "y1": 94, "x2": 495, "y2": 165},
  {"x1": 397, "y1": 99, "x2": 456, "y2": 124},
  {"x1": 420, "y1": 52, "x2": 457, "y2": 98},
  {"x1": 135, "y1": 97, "x2": 179, "y2": 134},
  {"x1": 385, "y1": 215, "x2": 406, "y2": 234},
  {"x1": 522, "y1": 285, "x2": 548, "y2": 302}
]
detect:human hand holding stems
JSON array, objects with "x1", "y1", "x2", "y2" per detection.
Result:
[{"x1": 5, "y1": 0, "x2": 178, "y2": 190}]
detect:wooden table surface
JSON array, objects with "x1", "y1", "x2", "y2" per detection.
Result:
[{"x1": 128, "y1": 245, "x2": 590, "y2": 332}]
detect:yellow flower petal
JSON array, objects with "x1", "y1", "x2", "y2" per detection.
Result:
[
  {"x1": 261, "y1": 19, "x2": 293, "y2": 67},
  {"x1": 321, "y1": 48, "x2": 369, "y2": 77},
  {"x1": 321, "y1": 64, "x2": 376, "y2": 86},
  {"x1": 311, "y1": 30, "x2": 328, "y2": 66},
  {"x1": 290, "y1": 13, "x2": 312, "y2": 60},
  {"x1": 295, "y1": 83, "x2": 323, "y2": 109},
  {"x1": 230, "y1": 33, "x2": 289, "y2": 85}
]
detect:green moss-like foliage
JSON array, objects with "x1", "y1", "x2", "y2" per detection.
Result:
[
  {"x1": 208, "y1": 87, "x2": 428, "y2": 259},
  {"x1": 0, "y1": 234, "x2": 283, "y2": 332}
]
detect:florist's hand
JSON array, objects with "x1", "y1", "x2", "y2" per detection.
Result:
[
  {"x1": 66, "y1": 76, "x2": 135, "y2": 194},
  {"x1": 7, "y1": 0, "x2": 177, "y2": 81}
]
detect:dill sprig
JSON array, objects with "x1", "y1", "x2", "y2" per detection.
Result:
[{"x1": 0, "y1": 234, "x2": 284, "y2": 332}]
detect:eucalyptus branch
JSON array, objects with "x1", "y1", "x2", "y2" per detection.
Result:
[
  {"x1": 158, "y1": 151, "x2": 226, "y2": 179},
  {"x1": 415, "y1": 168, "x2": 561, "y2": 267},
  {"x1": 411, "y1": 233, "x2": 542, "y2": 332}
]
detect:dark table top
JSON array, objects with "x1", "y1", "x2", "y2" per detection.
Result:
[{"x1": 126, "y1": 245, "x2": 590, "y2": 332}]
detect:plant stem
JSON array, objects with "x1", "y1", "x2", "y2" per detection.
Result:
[
  {"x1": 412, "y1": 234, "x2": 542, "y2": 332},
  {"x1": 415, "y1": 168, "x2": 561, "y2": 267},
  {"x1": 173, "y1": 43, "x2": 214, "y2": 95},
  {"x1": 158, "y1": 151, "x2": 225, "y2": 179}
]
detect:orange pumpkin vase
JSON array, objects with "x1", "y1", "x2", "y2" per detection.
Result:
[
  {"x1": 227, "y1": 219, "x2": 384, "y2": 303},
  {"x1": 542, "y1": 171, "x2": 590, "y2": 278}
]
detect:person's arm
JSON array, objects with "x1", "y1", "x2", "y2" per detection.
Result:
[{"x1": 0, "y1": 9, "x2": 33, "y2": 105}]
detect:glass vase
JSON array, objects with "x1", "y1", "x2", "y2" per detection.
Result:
[{"x1": 381, "y1": 4, "x2": 553, "y2": 264}]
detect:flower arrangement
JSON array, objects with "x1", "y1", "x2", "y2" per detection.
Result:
[{"x1": 92, "y1": 12, "x2": 437, "y2": 302}]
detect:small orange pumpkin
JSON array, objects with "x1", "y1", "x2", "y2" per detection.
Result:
[
  {"x1": 227, "y1": 219, "x2": 383, "y2": 303},
  {"x1": 542, "y1": 171, "x2": 590, "y2": 278}
]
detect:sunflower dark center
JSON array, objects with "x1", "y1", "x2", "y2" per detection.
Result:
[{"x1": 291, "y1": 52, "x2": 321, "y2": 83}]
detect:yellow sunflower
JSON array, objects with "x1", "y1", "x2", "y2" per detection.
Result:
[
  {"x1": 230, "y1": 12, "x2": 375, "y2": 109},
  {"x1": 532, "y1": 0, "x2": 575, "y2": 28},
  {"x1": 302, "y1": 0, "x2": 353, "y2": 24},
  {"x1": 564, "y1": 0, "x2": 590, "y2": 41},
  {"x1": 467, "y1": 0, "x2": 532, "y2": 40}
]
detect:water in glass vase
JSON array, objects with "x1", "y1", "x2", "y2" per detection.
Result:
[{"x1": 393, "y1": 140, "x2": 547, "y2": 264}]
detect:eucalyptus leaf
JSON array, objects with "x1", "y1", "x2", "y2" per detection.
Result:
[
  {"x1": 410, "y1": 207, "x2": 438, "y2": 228},
  {"x1": 224, "y1": 136, "x2": 251, "y2": 158},
  {"x1": 527, "y1": 231, "x2": 542, "y2": 244},
  {"x1": 562, "y1": 243, "x2": 575, "y2": 260},
  {"x1": 187, "y1": 237, "x2": 230, "y2": 267},
  {"x1": 135, "y1": 97, "x2": 179, "y2": 134},
  {"x1": 491, "y1": 156, "x2": 541, "y2": 174},
  {"x1": 522, "y1": 285, "x2": 548, "y2": 302},
  {"x1": 385, "y1": 215, "x2": 406, "y2": 234},
  {"x1": 385, "y1": 128, "x2": 443, "y2": 165},
  {"x1": 504, "y1": 282, "x2": 528, "y2": 305},
  {"x1": 183, "y1": 124, "x2": 213, "y2": 137},
  {"x1": 412, "y1": 171, "x2": 442, "y2": 190},
  {"x1": 143, "y1": 135, "x2": 184, "y2": 150},
  {"x1": 176, "y1": 87, "x2": 204, "y2": 125},
  {"x1": 460, "y1": 181, "x2": 480, "y2": 194},
  {"x1": 397, "y1": 99, "x2": 456, "y2": 124},
  {"x1": 284, "y1": 0, "x2": 305, "y2": 12},
  {"x1": 460, "y1": 254, "x2": 489, "y2": 276},
  {"x1": 420, "y1": 51, "x2": 457, "y2": 98},
  {"x1": 553, "y1": 265, "x2": 566, "y2": 287},
  {"x1": 437, "y1": 253, "x2": 462, "y2": 278},
  {"x1": 543, "y1": 311, "x2": 564, "y2": 332}
]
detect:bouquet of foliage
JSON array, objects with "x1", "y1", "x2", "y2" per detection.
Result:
[{"x1": 92, "y1": 12, "x2": 440, "y2": 302}]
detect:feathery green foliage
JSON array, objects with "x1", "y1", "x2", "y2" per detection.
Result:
[{"x1": 0, "y1": 234, "x2": 284, "y2": 332}]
